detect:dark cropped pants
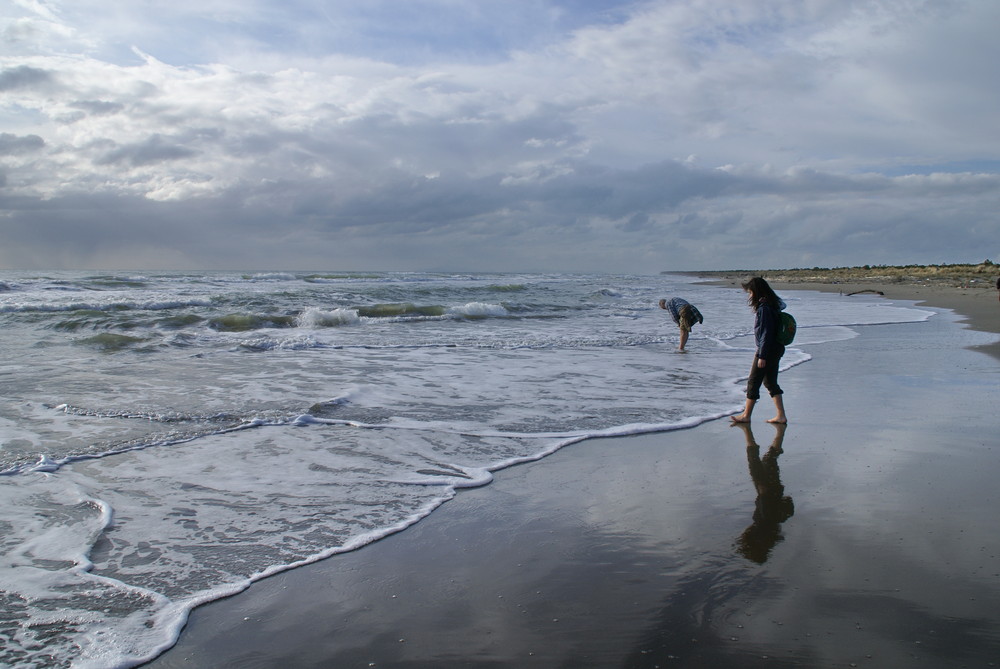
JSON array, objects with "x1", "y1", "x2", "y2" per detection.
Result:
[{"x1": 746, "y1": 351, "x2": 783, "y2": 401}]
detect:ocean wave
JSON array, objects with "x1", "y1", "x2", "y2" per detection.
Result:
[
  {"x1": 345, "y1": 301, "x2": 509, "y2": 322},
  {"x1": 235, "y1": 334, "x2": 325, "y2": 351},
  {"x1": 299, "y1": 299, "x2": 517, "y2": 329},
  {"x1": 208, "y1": 313, "x2": 298, "y2": 331},
  {"x1": 297, "y1": 307, "x2": 361, "y2": 327},
  {"x1": 304, "y1": 273, "x2": 385, "y2": 282},
  {"x1": 83, "y1": 275, "x2": 150, "y2": 289},
  {"x1": 0, "y1": 298, "x2": 213, "y2": 314},
  {"x1": 356, "y1": 302, "x2": 448, "y2": 318},
  {"x1": 446, "y1": 302, "x2": 508, "y2": 318},
  {"x1": 74, "y1": 333, "x2": 151, "y2": 351},
  {"x1": 166, "y1": 332, "x2": 199, "y2": 347},
  {"x1": 155, "y1": 313, "x2": 206, "y2": 329},
  {"x1": 0, "y1": 413, "x2": 278, "y2": 476},
  {"x1": 242, "y1": 272, "x2": 299, "y2": 281},
  {"x1": 50, "y1": 403, "x2": 245, "y2": 423},
  {"x1": 50, "y1": 311, "x2": 205, "y2": 334}
]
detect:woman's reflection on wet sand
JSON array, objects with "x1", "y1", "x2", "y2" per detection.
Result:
[{"x1": 733, "y1": 422, "x2": 794, "y2": 564}]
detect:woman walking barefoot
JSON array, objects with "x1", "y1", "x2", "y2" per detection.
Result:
[{"x1": 731, "y1": 277, "x2": 788, "y2": 424}]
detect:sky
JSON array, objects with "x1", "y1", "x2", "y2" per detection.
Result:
[{"x1": 1, "y1": 0, "x2": 998, "y2": 273}]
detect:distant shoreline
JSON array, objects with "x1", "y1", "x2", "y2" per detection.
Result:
[
  {"x1": 681, "y1": 264, "x2": 1000, "y2": 360},
  {"x1": 673, "y1": 261, "x2": 999, "y2": 288}
]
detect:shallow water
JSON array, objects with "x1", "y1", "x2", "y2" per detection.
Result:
[{"x1": 0, "y1": 271, "x2": 935, "y2": 668}]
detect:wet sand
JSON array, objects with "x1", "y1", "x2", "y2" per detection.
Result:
[{"x1": 144, "y1": 284, "x2": 1000, "y2": 669}]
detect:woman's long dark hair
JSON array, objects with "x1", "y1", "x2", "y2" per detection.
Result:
[{"x1": 742, "y1": 277, "x2": 782, "y2": 311}]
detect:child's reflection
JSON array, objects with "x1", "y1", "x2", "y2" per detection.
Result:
[{"x1": 733, "y1": 423, "x2": 794, "y2": 564}]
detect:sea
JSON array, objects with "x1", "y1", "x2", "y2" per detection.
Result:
[{"x1": 0, "y1": 270, "x2": 935, "y2": 668}]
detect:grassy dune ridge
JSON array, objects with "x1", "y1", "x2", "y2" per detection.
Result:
[{"x1": 683, "y1": 261, "x2": 999, "y2": 290}]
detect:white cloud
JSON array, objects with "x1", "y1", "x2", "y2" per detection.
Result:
[{"x1": 0, "y1": 0, "x2": 997, "y2": 271}]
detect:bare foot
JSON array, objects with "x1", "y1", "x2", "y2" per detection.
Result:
[
  {"x1": 730, "y1": 414, "x2": 751, "y2": 423},
  {"x1": 766, "y1": 417, "x2": 787, "y2": 424}
]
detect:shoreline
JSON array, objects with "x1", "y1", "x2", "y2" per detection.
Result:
[
  {"x1": 688, "y1": 271, "x2": 1000, "y2": 360},
  {"x1": 144, "y1": 281, "x2": 1000, "y2": 669}
]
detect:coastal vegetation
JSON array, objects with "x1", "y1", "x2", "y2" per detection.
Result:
[{"x1": 684, "y1": 261, "x2": 998, "y2": 289}]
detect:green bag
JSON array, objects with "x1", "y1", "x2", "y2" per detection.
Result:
[{"x1": 778, "y1": 311, "x2": 797, "y2": 346}]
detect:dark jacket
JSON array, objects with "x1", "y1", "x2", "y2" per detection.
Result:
[{"x1": 754, "y1": 303, "x2": 784, "y2": 359}]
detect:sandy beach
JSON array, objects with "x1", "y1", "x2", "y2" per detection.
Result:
[{"x1": 144, "y1": 278, "x2": 1000, "y2": 669}]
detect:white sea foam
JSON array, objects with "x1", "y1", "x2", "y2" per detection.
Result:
[
  {"x1": 245, "y1": 272, "x2": 298, "y2": 281},
  {"x1": 296, "y1": 306, "x2": 361, "y2": 327},
  {"x1": 447, "y1": 301, "x2": 508, "y2": 318}
]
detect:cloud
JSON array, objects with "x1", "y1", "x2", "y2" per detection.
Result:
[
  {"x1": 0, "y1": 133, "x2": 45, "y2": 155},
  {"x1": 93, "y1": 134, "x2": 200, "y2": 167},
  {"x1": 0, "y1": 65, "x2": 55, "y2": 91},
  {"x1": 0, "y1": 0, "x2": 997, "y2": 271}
]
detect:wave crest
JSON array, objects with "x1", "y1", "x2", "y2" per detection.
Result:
[
  {"x1": 448, "y1": 302, "x2": 508, "y2": 318},
  {"x1": 297, "y1": 307, "x2": 361, "y2": 327}
]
